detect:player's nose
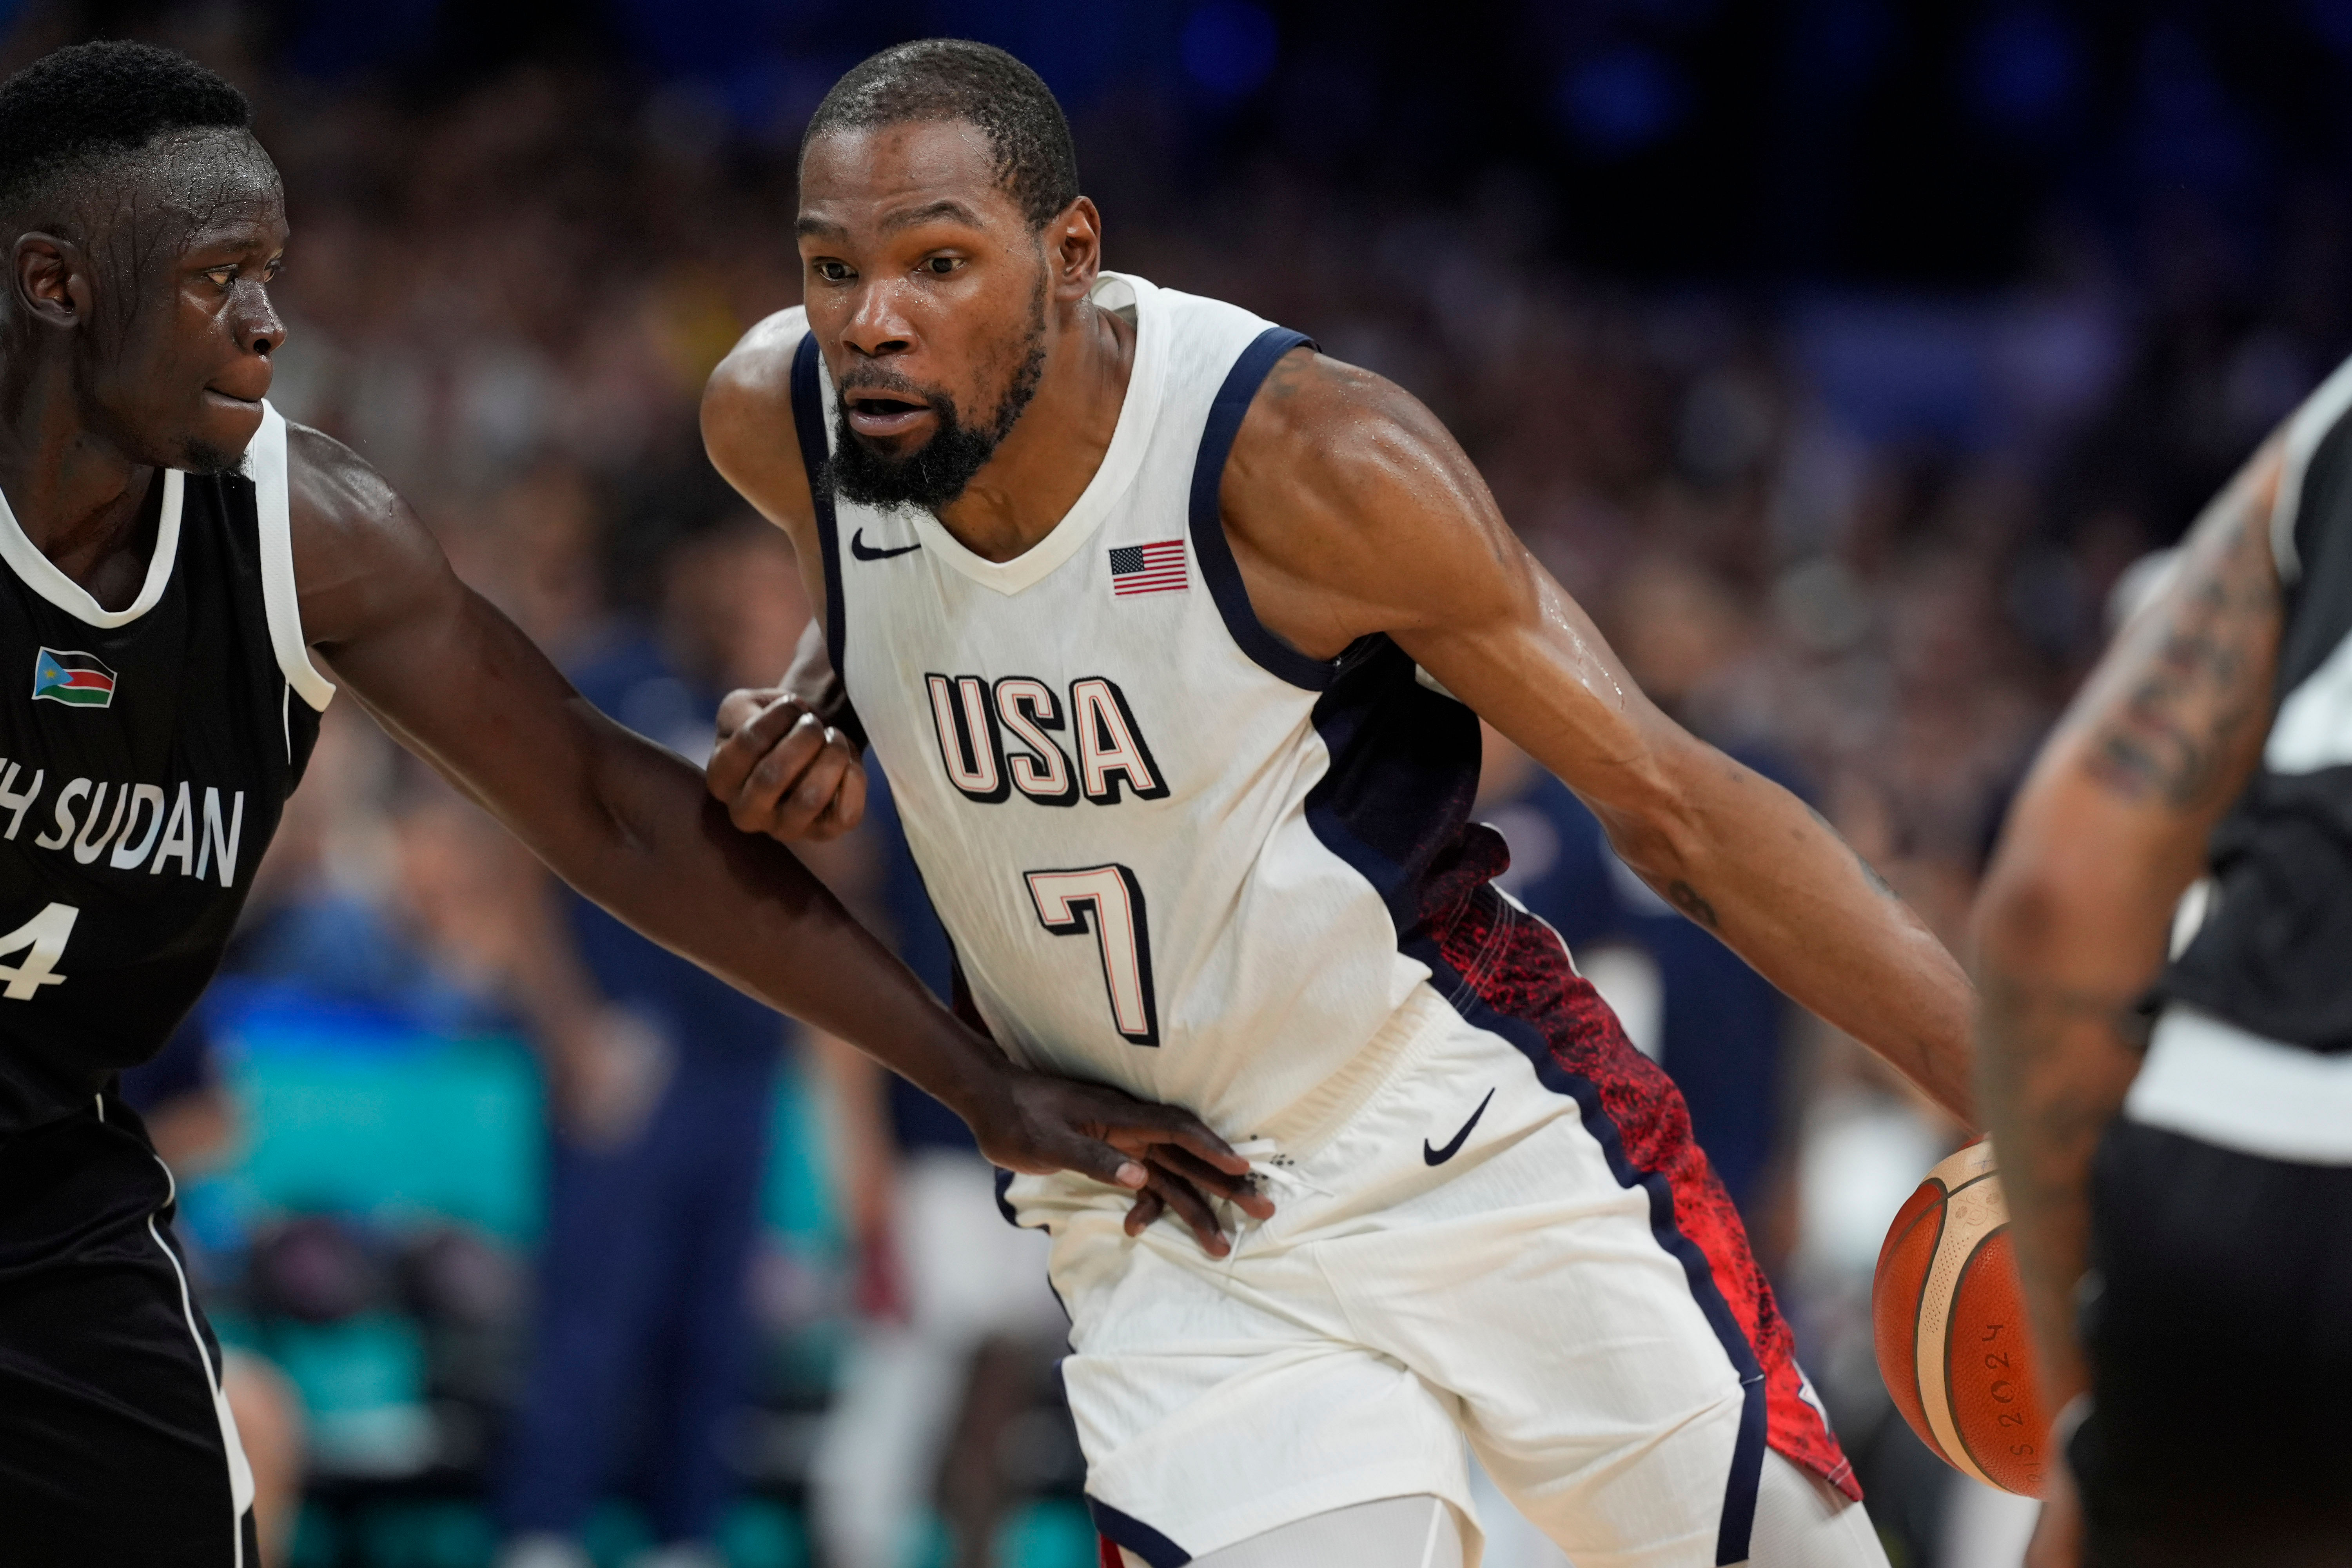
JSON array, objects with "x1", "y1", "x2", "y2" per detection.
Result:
[
  {"x1": 840, "y1": 282, "x2": 914, "y2": 359},
  {"x1": 241, "y1": 287, "x2": 287, "y2": 358}
]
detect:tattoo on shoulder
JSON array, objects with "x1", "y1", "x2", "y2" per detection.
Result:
[
  {"x1": 1666, "y1": 879, "x2": 1719, "y2": 928},
  {"x1": 2083, "y1": 505, "x2": 2280, "y2": 811}
]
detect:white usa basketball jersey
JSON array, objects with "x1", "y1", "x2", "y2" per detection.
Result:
[
  {"x1": 777, "y1": 274, "x2": 1862, "y2": 1566},
  {"x1": 787, "y1": 273, "x2": 1481, "y2": 1139}
]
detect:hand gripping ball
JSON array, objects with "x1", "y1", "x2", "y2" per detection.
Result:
[{"x1": 1871, "y1": 1139, "x2": 2050, "y2": 1496}]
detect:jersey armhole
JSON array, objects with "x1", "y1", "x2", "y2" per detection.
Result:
[
  {"x1": 789, "y1": 332, "x2": 850, "y2": 694},
  {"x1": 248, "y1": 403, "x2": 336, "y2": 714},
  {"x1": 1186, "y1": 327, "x2": 1341, "y2": 691}
]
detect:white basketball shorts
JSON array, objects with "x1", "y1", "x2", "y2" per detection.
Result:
[{"x1": 1003, "y1": 921, "x2": 1863, "y2": 1568}]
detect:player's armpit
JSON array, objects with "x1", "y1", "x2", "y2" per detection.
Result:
[
  {"x1": 1219, "y1": 352, "x2": 1978, "y2": 1123},
  {"x1": 1973, "y1": 441, "x2": 2284, "y2": 1410}
]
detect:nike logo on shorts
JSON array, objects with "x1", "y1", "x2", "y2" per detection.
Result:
[
  {"x1": 850, "y1": 528, "x2": 922, "y2": 561},
  {"x1": 1423, "y1": 1087, "x2": 1495, "y2": 1166}
]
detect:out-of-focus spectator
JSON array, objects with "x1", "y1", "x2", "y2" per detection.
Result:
[{"x1": 494, "y1": 515, "x2": 808, "y2": 1568}]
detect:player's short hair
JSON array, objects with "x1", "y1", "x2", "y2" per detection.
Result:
[
  {"x1": 0, "y1": 40, "x2": 251, "y2": 212},
  {"x1": 802, "y1": 39, "x2": 1079, "y2": 230}
]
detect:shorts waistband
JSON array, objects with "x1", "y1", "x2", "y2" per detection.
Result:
[
  {"x1": 1251, "y1": 985, "x2": 1454, "y2": 1160},
  {"x1": 2126, "y1": 1005, "x2": 2352, "y2": 1165}
]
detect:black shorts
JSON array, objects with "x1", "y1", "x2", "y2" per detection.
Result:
[
  {"x1": 0, "y1": 1093, "x2": 258, "y2": 1566},
  {"x1": 2073, "y1": 1119, "x2": 2352, "y2": 1567}
]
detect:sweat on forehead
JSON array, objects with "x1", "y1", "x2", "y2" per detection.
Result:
[
  {"x1": 0, "y1": 38, "x2": 255, "y2": 220},
  {"x1": 10, "y1": 129, "x2": 279, "y2": 250}
]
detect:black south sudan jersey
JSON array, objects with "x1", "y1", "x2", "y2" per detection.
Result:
[
  {"x1": 0, "y1": 405, "x2": 329, "y2": 1131},
  {"x1": 2161, "y1": 356, "x2": 2352, "y2": 1053}
]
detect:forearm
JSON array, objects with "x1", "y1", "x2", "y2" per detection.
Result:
[
  {"x1": 421, "y1": 697, "x2": 1011, "y2": 1122},
  {"x1": 1971, "y1": 778, "x2": 2187, "y2": 1406},
  {"x1": 1613, "y1": 750, "x2": 1978, "y2": 1122},
  {"x1": 1973, "y1": 945, "x2": 2143, "y2": 1406}
]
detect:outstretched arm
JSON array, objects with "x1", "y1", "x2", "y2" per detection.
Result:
[
  {"x1": 286, "y1": 421, "x2": 1269, "y2": 1249},
  {"x1": 1973, "y1": 444, "x2": 2283, "y2": 1412},
  {"x1": 1221, "y1": 348, "x2": 1979, "y2": 1122}
]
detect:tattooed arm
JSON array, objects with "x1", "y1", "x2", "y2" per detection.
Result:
[
  {"x1": 1217, "y1": 346, "x2": 1977, "y2": 1121},
  {"x1": 1974, "y1": 442, "x2": 2285, "y2": 1412}
]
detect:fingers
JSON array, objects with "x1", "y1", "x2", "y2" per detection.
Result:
[
  {"x1": 766, "y1": 730, "x2": 854, "y2": 839},
  {"x1": 1123, "y1": 1187, "x2": 1164, "y2": 1238},
  {"x1": 1150, "y1": 1143, "x2": 1275, "y2": 1221},
  {"x1": 808, "y1": 753, "x2": 869, "y2": 838},
  {"x1": 1103, "y1": 1107, "x2": 1251, "y2": 1176},
  {"x1": 1137, "y1": 1162, "x2": 1230, "y2": 1257},
  {"x1": 1104, "y1": 1118, "x2": 1247, "y2": 1176},
  {"x1": 714, "y1": 686, "x2": 781, "y2": 744},
  {"x1": 708, "y1": 693, "x2": 812, "y2": 806},
  {"x1": 710, "y1": 697, "x2": 867, "y2": 843},
  {"x1": 1036, "y1": 1132, "x2": 1150, "y2": 1193}
]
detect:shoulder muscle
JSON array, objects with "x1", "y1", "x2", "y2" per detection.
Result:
[
  {"x1": 285, "y1": 421, "x2": 458, "y2": 655},
  {"x1": 1219, "y1": 348, "x2": 1533, "y2": 658},
  {"x1": 703, "y1": 309, "x2": 817, "y2": 554}
]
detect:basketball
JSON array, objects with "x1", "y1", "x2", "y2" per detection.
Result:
[{"x1": 1871, "y1": 1139, "x2": 2050, "y2": 1497}]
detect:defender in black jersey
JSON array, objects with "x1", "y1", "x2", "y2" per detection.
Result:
[
  {"x1": 1980, "y1": 355, "x2": 2352, "y2": 1564},
  {"x1": 0, "y1": 43, "x2": 1264, "y2": 1567}
]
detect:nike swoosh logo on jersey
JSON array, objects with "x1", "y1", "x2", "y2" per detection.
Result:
[
  {"x1": 849, "y1": 528, "x2": 922, "y2": 561},
  {"x1": 1423, "y1": 1087, "x2": 1495, "y2": 1166}
]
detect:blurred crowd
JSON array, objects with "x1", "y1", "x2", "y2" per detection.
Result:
[{"x1": 43, "y1": 4, "x2": 2352, "y2": 1567}]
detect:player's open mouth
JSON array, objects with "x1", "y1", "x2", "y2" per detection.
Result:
[{"x1": 846, "y1": 395, "x2": 934, "y2": 438}]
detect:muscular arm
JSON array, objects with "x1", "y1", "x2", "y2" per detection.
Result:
[
  {"x1": 1222, "y1": 348, "x2": 1978, "y2": 1122},
  {"x1": 284, "y1": 421, "x2": 1262, "y2": 1232},
  {"x1": 1973, "y1": 445, "x2": 2283, "y2": 1408}
]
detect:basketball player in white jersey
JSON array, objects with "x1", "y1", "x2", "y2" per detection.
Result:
[{"x1": 705, "y1": 40, "x2": 1976, "y2": 1568}]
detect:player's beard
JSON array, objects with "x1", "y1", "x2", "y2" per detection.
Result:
[{"x1": 829, "y1": 282, "x2": 1048, "y2": 514}]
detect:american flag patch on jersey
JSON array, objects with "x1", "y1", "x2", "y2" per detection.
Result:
[{"x1": 1108, "y1": 539, "x2": 1188, "y2": 596}]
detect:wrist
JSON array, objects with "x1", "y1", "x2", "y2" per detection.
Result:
[{"x1": 935, "y1": 1037, "x2": 1019, "y2": 1132}]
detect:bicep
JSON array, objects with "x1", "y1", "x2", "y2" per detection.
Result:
[
  {"x1": 1222, "y1": 358, "x2": 1682, "y2": 817},
  {"x1": 291, "y1": 448, "x2": 617, "y2": 842},
  {"x1": 317, "y1": 550, "x2": 611, "y2": 835}
]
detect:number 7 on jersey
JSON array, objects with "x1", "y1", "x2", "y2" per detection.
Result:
[{"x1": 1024, "y1": 864, "x2": 1160, "y2": 1046}]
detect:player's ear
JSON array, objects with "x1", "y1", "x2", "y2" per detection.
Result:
[
  {"x1": 12, "y1": 233, "x2": 84, "y2": 330},
  {"x1": 1048, "y1": 196, "x2": 1102, "y2": 303}
]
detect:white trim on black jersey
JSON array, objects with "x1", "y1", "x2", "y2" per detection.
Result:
[
  {"x1": 246, "y1": 403, "x2": 335, "y2": 715},
  {"x1": 0, "y1": 468, "x2": 185, "y2": 628},
  {"x1": 2271, "y1": 352, "x2": 2352, "y2": 586}
]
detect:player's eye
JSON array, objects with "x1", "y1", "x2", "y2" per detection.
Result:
[
  {"x1": 922, "y1": 255, "x2": 963, "y2": 276},
  {"x1": 812, "y1": 260, "x2": 854, "y2": 283},
  {"x1": 203, "y1": 266, "x2": 236, "y2": 289}
]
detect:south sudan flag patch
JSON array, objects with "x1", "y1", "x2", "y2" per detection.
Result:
[{"x1": 32, "y1": 647, "x2": 115, "y2": 708}]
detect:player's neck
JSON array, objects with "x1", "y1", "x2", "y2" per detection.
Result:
[
  {"x1": 933, "y1": 298, "x2": 1134, "y2": 563},
  {"x1": 0, "y1": 365, "x2": 164, "y2": 607}
]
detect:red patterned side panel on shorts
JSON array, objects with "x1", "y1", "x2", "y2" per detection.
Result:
[{"x1": 1416, "y1": 827, "x2": 1860, "y2": 1502}]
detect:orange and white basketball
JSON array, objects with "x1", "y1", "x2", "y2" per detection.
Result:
[{"x1": 1871, "y1": 1140, "x2": 2050, "y2": 1496}]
